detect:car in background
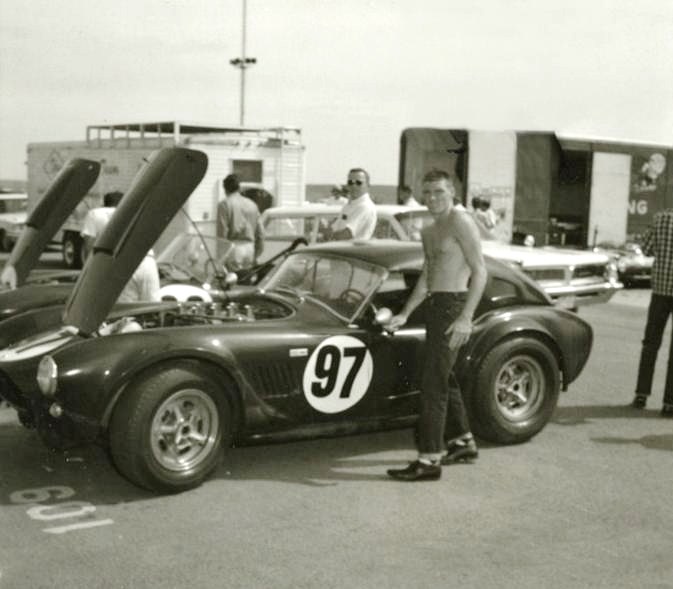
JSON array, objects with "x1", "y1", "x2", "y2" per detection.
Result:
[
  {"x1": 0, "y1": 192, "x2": 28, "y2": 251},
  {"x1": 593, "y1": 242, "x2": 653, "y2": 287},
  {"x1": 260, "y1": 203, "x2": 622, "y2": 308}
]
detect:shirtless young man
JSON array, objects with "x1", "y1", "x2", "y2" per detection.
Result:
[{"x1": 387, "y1": 169, "x2": 487, "y2": 481}]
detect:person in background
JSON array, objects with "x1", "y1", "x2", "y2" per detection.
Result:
[
  {"x1": 398, "y1": 184, "x2": 422, "y2": 208},
  {"x1": 323, "y1": 168, "x2": 377, "y2": 241},
  {"x1": 471, "y1": 196, "x2": 495, "y2": 238},
  {"x1": 82, "y1": 190, "x2": 160, "y2": 302},
  {"x1": 632, "y1": 208, "x2": 673, "y2": 417},
  {"x1": 479, "y1": 197, "x2": 498, "y2": 229},
  {"x1": 386, "y1": 169, "x2": 487, "y2": 481},
  {"x1": 81, "y1": 191, "x2": 124, "y2": 261},
  {"x1": 323, "y1": 184, "x2": 348, "y2": 206},
  {"x1": 217, "y1": 173, "x2": 265, "y2": 271}
]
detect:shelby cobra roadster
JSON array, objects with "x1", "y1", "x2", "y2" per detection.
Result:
[
  {"x1": 0, "y1": 242, "x2": 592, "y2": 493},
  {"x1": 0, "y1": 150, "x2": 592, "y2": 494}
]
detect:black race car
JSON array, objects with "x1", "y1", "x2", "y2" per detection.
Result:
[{"x1": 0, "y1": 151, "x2": 593, "y2": 493}]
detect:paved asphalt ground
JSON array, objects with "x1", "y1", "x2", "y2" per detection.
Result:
[{"x1": 0, "y1": 255, "x2": 671, "y2": 588}]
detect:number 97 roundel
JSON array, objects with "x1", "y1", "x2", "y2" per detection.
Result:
[{"x1": 302, "y1": 335, "x2": 373, "y2": 414}]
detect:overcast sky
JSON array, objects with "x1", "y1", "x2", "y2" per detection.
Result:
[{"x1": 1, "y1": 0, "x2": 672, "y2": 184}]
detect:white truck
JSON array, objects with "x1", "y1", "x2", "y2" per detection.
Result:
[{"x1": 27, "y1": 122, "x2": 306, "y2": 267}]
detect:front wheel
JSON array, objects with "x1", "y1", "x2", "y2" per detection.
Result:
[
  {"x1": 469, "y1": 337, "x2": 560, "y2": 445},
  {"x1": 109, "y1": 363, "x2": 231, "y2": 493}
]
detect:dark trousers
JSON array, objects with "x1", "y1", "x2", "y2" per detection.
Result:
[
  {"x1": 635, "y1": 293, "x2": 673, "y2": 405},
  {"x1": 417, "y1": 292, "x2": 471, "y2": 454}
]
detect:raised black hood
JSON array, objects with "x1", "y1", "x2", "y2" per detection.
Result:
[
  {"x1": 7, "y1": 158, "x2": 100, "y2": 286},
  {"x1": 62, "y1": 147, "x2": 208, "y2": 335}
]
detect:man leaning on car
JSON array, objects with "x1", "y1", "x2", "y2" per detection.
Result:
[{"x1": 322, "y1": 168, "x2": 377, "y2": 241}]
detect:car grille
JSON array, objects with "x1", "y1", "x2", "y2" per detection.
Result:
[
  {"x1": 524, "y1": 268, "x2": 566, "y2": 282},
  {"x1": 572, "y1": 264, "x2": 606, "y2": 281}
]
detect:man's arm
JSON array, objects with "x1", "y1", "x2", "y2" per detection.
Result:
[
  {"x1": 81, "y1": 211, "x2": 96, "y2": 261},
  {"x1": 216, "y1": 201, "x2": 229, "y2": 240},
  {"x1": 254, "y1": 218, "x2": 265, "y2": 259},
  {"x1": 388, "y1": 264, "x2": 429, "y2": 331},
  {"x1": 449, "y1": 212, "x2": 487, "y2": 349},
  {"x1": 329, "y1": 225, "x2": 353, "y2": 240},
  {"x1": 138, "y1": 257, "x2": 161, "y2": 302}
]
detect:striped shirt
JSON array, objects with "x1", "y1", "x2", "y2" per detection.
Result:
[{"x1": 641, "y1": 209, "x2": 673, "y2": 296}]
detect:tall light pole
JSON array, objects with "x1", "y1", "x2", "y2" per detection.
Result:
[{"x1": 229, "y1": 0, "x2": 256, "y2": 127}]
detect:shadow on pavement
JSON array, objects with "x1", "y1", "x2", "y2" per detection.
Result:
[
  {"x1": 552, "y1": 404, "x2": 664, "y2": 426},
  {"x1": 0, "y1": 420, "x2": 431, "y2": 502},
  {"x1": 591, "y1": 434, "x2": 673, "y2": 452}
]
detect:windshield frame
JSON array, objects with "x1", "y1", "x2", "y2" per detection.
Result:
[{"x1": 259, "y1": 251, "x2": 388, "y2": 323}]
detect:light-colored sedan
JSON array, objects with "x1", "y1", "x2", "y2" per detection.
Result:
[{"x1": 260, "y1": 203, "x2": 622, "y2": 308}]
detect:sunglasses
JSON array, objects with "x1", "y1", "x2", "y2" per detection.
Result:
[{"x1": 347, "y1": 179, "x2": 364, "y2": 186}]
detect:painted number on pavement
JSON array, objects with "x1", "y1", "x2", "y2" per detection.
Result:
[
  {"x1": 9, "y1": 486, "x2": 113, "y2": 534},
  {"x1": 302, "y1": 335, "x2": 373, "y2": 413}
]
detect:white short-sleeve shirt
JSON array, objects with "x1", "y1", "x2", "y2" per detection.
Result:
[
  {"x1": 331, "y1": 193, "x2": 377, "y2": 240},
  {"x1": 81, "y1": 207, "x2": 116, "y2": 239}
]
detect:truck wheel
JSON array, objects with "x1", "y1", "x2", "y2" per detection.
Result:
[
  {"x1": 109, "y1": 363, "x2": 231, "y2": 493},
  {"x1": 62, "y1": 232, "x2": 83, "y2": 269},
  {"x1": 469, "y1": 337, "x2": 560, "y2": 445}
]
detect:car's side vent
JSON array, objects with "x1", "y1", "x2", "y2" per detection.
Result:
[{"x1": 245, "y1": 362, "x2": 302, "y2": 399}]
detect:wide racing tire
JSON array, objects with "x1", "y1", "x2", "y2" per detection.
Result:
[
  {"x1": 109, "y1": 362, "x2": 232, "y2": 493},
  {"x1": 469, "y1": 337, "x2": 560, "y2": 445}
]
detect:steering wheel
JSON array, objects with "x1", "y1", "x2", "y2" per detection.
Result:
[{"x1": 338, "y1": 288, "x2": 365, "y2": 306}]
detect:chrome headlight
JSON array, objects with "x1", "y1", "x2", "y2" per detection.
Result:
[{"x1": 37, "y1": 355, "x2": 58, "y2": 397}]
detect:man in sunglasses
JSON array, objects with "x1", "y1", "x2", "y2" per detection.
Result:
[{"x1": 323, "y1": 168, "x2": 377, "y2": 241}]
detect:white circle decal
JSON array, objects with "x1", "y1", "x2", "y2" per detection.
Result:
[{"x1": 302, "y1": 335, "x2": 373, "y2": 414}]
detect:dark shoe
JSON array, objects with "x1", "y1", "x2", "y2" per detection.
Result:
[
  {"x1": 631, "y1": 394, "x2": 647, "y2": 409},
  {"x1": 661, "y1": 404, "x2": 673, "y2": 417},
  {"x1": 441, "y1": 438, "x2": 478, "y2": 464},
  {"x1": 387, "y1": 460, "x2": 441, "y2": 481}
]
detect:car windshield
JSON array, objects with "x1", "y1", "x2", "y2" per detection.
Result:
[
  {"x1": 157, "y1": 234, "x2": 234, "y2": 284},
  {"x1": 393, "y1": 210, "x2": 434, "y2": 241},
  {"x1": 260, "y1": 252, "x2": 386, "y2": 321},
  {"x1": 0, "y1": 197, "x2": 27, "y2": 214}
]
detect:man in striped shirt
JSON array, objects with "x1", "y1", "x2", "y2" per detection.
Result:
[{"x1": 633, "y1": 209, "x2": 673, "y2": 417}]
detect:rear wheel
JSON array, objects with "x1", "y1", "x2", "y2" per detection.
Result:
[
  {"x1": 109, "y1": 363, "x2": 231, "y2": 493},
  {"x1": 469, "y1": 337, "x2": 560, "y2": 445},
  {"x1": 62, "y1": 232, "x2": 83, "y2": 269}
]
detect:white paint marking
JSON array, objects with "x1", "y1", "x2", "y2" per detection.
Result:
[{"x1": 43, "y1": 519, "x2": 115, "y2": 534}]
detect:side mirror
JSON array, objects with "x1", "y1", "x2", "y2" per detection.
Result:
[{"x1": 374, "y1": 307, "x2": 393, "y2": 326}]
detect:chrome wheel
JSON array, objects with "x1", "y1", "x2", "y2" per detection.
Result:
[
  {"x1": 150, "y1": 388, "x2": 220, "y2": 472},
  {"x1": 493, "y1": 355, "x2": 545, "y2": 422}
]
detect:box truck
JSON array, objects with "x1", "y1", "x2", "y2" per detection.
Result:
[{"x1": 27, "y1": 122, "x2": 306, "y2": 267}]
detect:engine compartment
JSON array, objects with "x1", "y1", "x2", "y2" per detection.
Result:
[{"x1": 102, "y1": 295, "x2": 294, "y2": 334}]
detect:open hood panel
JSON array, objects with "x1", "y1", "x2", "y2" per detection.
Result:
[
  {"x1": 8, "y1": 158, "x2": 100, "y2": 286},
  {"x1": 62, "y1": 147, "x2": 208, "y2": 335}
]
